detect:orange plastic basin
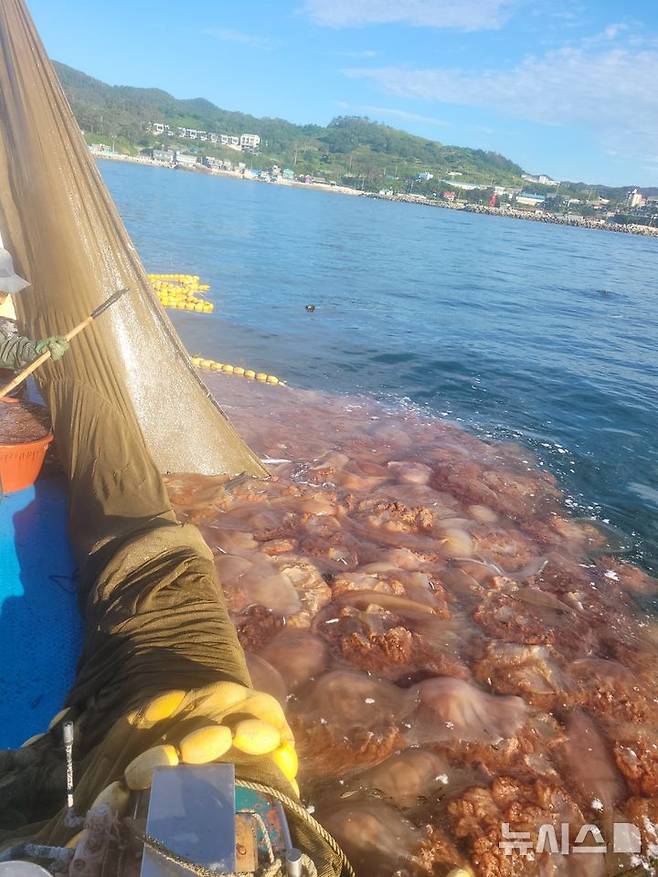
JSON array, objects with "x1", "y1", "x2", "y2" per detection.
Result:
[{"x1": 0, "y1": 396, "x2": 53, "y2": 494}]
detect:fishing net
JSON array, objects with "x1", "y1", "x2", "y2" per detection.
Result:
[{"x1": 0, "y1": 1, "x2": 344, "y2": 873}]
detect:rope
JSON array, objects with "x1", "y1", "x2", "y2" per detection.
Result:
[
  {"x1": 298, "y1": 853, "x2": 318, "y2": 877},
  {"x1": 135, "y1": 826, "x2": 285, "y2": 877},
  {"x1": 234, "y1": 780, "x2": 356, "y2": 877},
  {"x1": 239, "y1": 810, "x2": 275, "y2": 864}
]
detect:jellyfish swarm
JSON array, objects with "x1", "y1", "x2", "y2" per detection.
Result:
[{"x1": 165, "y1": 376, "x2": 658, "y2": 877}]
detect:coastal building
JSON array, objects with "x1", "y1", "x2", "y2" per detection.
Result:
[
  {"x1": 441, "y1": 179, "x2": 482, "y2": 191},
  {"x1": 442, "y1": 191, "x2": 457, "y2": 202},
  {"x1": 417, "y1": 171, "x2": 434, "y2": 182},
  {"x1": 494, "y1": 185, "x2": 521, "y2": 197},
  {"x1": 522, "y1": 173, "x2": 558, "y2": 186},
  {"x1": 175, "y1": 152, "x2": 198, "y2": 168},
  {"x1": 204, "y1": 157, "x2": 234, "y2": 171},
  {"x1": 626, "y1": 188, "x2": 645, "y2": 208},
  {"x1": 149, "y1": 121, "x2": 253, "y2": 151},
  {"x1": 240, "y1": 133, "x2": 261, "y2": 151},
  {"x1": 152, "y1": 148, "x2": 175, "y2": 163},
  {"x1": 516, "y1": 192, "x2": 546, "y2": 207},
  {"x1": 282, "y1": 168, "x2": 294, "y2": 181}
]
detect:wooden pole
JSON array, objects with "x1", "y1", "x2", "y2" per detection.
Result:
[{"x1": 0, "y1": 287, "x2": 127, "y2": 398}]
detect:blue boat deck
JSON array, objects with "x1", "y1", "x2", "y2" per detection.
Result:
[{"x1": 0, "y1": 474, "x2": 81, "y2": 748}]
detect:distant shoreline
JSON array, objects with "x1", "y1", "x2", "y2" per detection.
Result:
[
  {"x1": 367, "y1": 193, "x2": 658, "y2": 238},
  {"x1": 94, "y1": 150, "x2": 360, "y2": 198},
  {"x1": 94, "y1": 150, "x2": 658, "y2": 239}
]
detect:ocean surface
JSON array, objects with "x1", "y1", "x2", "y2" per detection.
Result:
[{"x1": 100, "y1": 160, "x2": 658, "y2": 573}]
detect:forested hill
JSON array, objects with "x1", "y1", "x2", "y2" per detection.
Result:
[{"x1": 53, "y1": 61, "x2": 526, "y2": 188}]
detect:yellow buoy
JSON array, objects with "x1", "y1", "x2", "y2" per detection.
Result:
[
  {"x1": 66, "y1": 830, "x2": 85, "y2": 849},
  {"x1": 130, "y1": 690, "x2": 187, "y2": 727},
  {"x1": 271, "y1": 741, "x2": 298, "y2": 781},
  {"x1": 48, "y1": 707, "x2": 70, "y2": 730},
  {"x1": 124, "y1": 744, "x2": 179, "y2": 790},
  {"x1": 179, "y1": 724, "x2": 233, "y2": 764},
  {"x1": 90, "y1": 780, "x2": 131, "y2": 815},
  {"x1": 20, "y1": 732, "x2": 45, "y2": 748},
  {"x1": 232, "y1": 719, "x2": 281, "y2": 755}
]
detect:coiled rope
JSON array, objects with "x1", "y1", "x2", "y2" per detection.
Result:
[
  {"x1": 127, "y1": 779, "x2": 353, "y2": 877},
  {"x1": 235, "y1": 780, "x2": 355, "y2": 877}
]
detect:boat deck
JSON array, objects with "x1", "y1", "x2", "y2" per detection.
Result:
[{"x1": 0, "y1": 474, "x2": 81, "y2": 748}]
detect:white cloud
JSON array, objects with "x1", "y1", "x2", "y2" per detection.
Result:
[
  {"x1": 341, "y1": 49, "x2": 378, "y2": 58},
  {"x1": 303, "y1": 0, "x2": 515, "y2": 30},
  {"x1": 363, "y1": 106, "x2": 449, "y2": 126},
  {"x1": 344, "y1": 35, "x2": 658, "y2": 163},
  {"x1": 203, "y1": 28, "x2": 279, "y2": 49}
]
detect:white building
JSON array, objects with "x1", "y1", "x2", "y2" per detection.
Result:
[
  {"x1": 627, "y1": 188, "x2": 645, "y2": 208},
  {"x1": 516, "y1": 192, "x2": 545, "y2": 207},
  {"x1": 175, "y1": 152, "x2": 198, "y2": 168},
  {"x1": 523, "y1": 173, "x2": 558, "y2": 187},
  {"x1": 240, "y1": 133, "x2": 261, "y2": 150}
]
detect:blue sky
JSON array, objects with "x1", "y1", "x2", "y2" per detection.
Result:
[{"x1": 28, "y1": 0, "x2": 658, "y2": 186}]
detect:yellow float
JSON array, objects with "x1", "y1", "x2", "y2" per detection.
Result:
[
  {"x1": 148, "y1": 273, "x2": 214, "y2": 314},
  {"x1": 190, "y1": 355, "x2": 282, "y2": 386}
]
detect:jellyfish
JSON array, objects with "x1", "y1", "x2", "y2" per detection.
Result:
[
  {"x1": 468, "y1": 504, "x2": 498, "y2": 523},
  {"x1": 318, "y1": 800, "x2": 421, "y2": 876},
  {"x1": 298, "y1": 670, "x2": 416, "y2": 735},
  {"x1": 437, "y1": 527, "x2": 475, "y2": 557},
  {"x1": 214, "y1": 554, "x2": 301, "y2": 616},
  {"x1": 387, "y1": 460, "x2": 433, "y2": 485},
  {"x1": 260, "y1": 630, "x2": 329, "y2": 691},
  {"x1": 474, "y1": 642, "x2": 571, "y2": 708},
  {"x1": 245, "y1": 652, "x2": 288, "y2": 704},
  {"x1": 561, "y1": 711, "x2": 625, "y2": 812},
  {"x1": 407, "y1": 677, "x2": 528, "y2": 745},
  {"x1": 342, "y1": 748, "x2": 479, "y2": 810}
]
